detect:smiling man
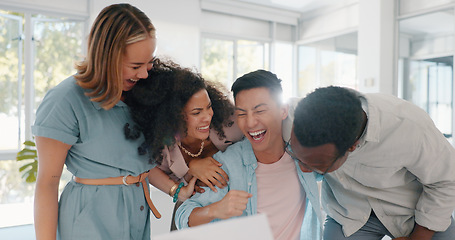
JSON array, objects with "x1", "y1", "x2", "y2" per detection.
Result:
[
  {"x1": 175, "y1": 70, "x2": 322, "y2": 240},
  {"x1": 289, "y1": 86, "x2": 455, "y2": 240}
]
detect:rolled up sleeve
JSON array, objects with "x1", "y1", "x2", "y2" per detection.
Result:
[
  {"x1": 175, "y1": 186, "x2": 228, "y2": 229},
  {"x1": 410, "y1": 125, "x2": 455, "y2": 232}
]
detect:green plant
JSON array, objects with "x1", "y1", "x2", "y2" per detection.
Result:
[{"x1": 16, "y1": 140, "x2": 38, "y2": 183}]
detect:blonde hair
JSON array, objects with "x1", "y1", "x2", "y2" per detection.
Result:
[{"x1": 75, "y1": 3, "x2": 156, "y2": 110}]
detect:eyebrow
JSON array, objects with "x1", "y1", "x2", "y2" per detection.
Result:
[
  {"x1": 235, "y1": 103, "x2": 267, "y2": 112},
  {"x1": 190, "y1": 102, "x2": 211, "y2": 112},
  {"x1": 130, "y1": 58, "x2": 155, "y2": 65}
]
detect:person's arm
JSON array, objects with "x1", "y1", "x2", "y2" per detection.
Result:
[
  {"x1": 406, "y1": 125, "x2": 455, "y2": 234},
  {"x1": 187, "y1": 157, "x2": 229, "y2": 192},
  {"x1": 392, "y1": 224, "x2": 435, "y2": 240},
  {"x1": 34, "y1": 136, "x2": 70, "y2": 240},
  {"x1": 409, "y1": 224, "x2": 435, "y2": 240},
  {"x1": 147, "y1": 167, "x2": 196, "y2": 201},
  {"x1": 188, "y1": 190, "x2": 252, "y2": 227}
]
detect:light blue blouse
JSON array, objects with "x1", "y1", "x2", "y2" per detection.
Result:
[
  {"x1": 32, "y1": 76, "x2": 155, "y2": 240},
  {"x1": 175, "y1": 138, "x2": 323, "y2": 240}
]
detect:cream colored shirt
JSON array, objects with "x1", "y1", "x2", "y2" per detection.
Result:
[{"x1": 321, "y1": 92, "x2": 455, "y2": 237}]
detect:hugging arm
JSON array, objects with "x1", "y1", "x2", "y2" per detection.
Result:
[
  {"x1": 187, "y1": 156, "x2": 229, "y2": 192},
  {"x1": 147, "y1": 167, "x2": 196, "y2": 201}
]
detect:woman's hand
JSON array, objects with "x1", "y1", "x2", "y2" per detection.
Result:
[
  {"x1": 178, "y1": 177, "x2": 197, "y2": 201},
  {"x1": 188, "y1": 157, "x2": 229, "y2": 192}
]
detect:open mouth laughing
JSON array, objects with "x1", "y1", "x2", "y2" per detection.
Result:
[
  {"x1": 197, "y1": 125, "x2": 210, "y2": 131},
  {"x1": 127, "y1": 79, "x2": 139, "y2": 83},
  {"x1": 249, "y1": 129, "x2": 266, "y2": 141}
]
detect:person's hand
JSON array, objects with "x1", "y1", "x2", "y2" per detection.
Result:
[
  {"x1": 194, "y1": 184, "x2": 205, "y2": 194},
  {"x1": 178, "y1": 177, "x2": 197, "y2": 201},
  {"x1": 211, "y1": 190, "x2": 252, "y2": 219},
  {"x1": 188, "y1": 157, "x2": 229, "y2": 192}
]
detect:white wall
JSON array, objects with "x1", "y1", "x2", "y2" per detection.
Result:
[
  {"x1": 358, "y1": 0, "x2": 395, "y2": 94},
  {"x1": 297, "y1": 1, "x2": 359, "y2": 44}
]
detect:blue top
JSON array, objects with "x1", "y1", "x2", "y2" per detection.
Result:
[
  {"x1": 175, "y1": 138, "x2": 322, "y2": 240},
  {"x1": 32, "y1": 76, "x2": 155, "y2": 240}
]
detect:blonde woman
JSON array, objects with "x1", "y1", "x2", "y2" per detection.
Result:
[{"x1": 32, "y1": 4, "x2": 184, "y2": 240}]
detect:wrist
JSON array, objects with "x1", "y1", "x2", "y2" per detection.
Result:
[
  {"x1": 207, "y1": 201, "x2": 220, "y2": 219},
  {"x1": 169, "y1": 182, "x2": 179, "y2": 197},
  {"x1": 172, "y1": 182, "x2": 184, "y2": 203}
]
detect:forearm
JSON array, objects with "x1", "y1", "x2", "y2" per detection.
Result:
[
  {"x1": 188, "y1": 204, "x2": 218, "y2": 227},
  {"x1": 409, "y1": 224, "x2": 434, "y2": 240},
  {"x1": 34, "y1": 136, "x2": 69, "y2": 240},
  {"x1": 147, "y1": 167, "x2": 177, "y2": 196},
  {"x1": 34, "y1": 180, "x2": 59, "y2": 240}
]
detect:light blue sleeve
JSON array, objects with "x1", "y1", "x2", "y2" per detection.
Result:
[
  {"x1": 175, "y1": 140, "x2": 250, "y2": 229},
  {"x1": 175, "y1": 185, "x2": 229, "y2": 229},
  {"x1": 32, "y1": 76, "x2": 80, "y2": 145},
  {"x1": 296, "y1": 162, "x2": 324, "y2": 240},
  {"x1": 301, "y1": 199, "x2": 323, "y2": 240}
]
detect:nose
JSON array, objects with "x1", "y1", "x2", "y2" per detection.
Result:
[
  {"x1": 203, "y1": 109, "x2": 213, "y2": 122},
  {"x1": 137, "y1": 66, "x2": 148, "y2": 79},
  {"x1": 246, "y1": 114, "x2": 257, "y2": 128}
]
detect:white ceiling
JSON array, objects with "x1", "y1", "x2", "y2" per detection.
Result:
[
  {"x1": 399, "y1": 10, "x2": 454, "y2": 37},
  {"x1": 234, "y1": 0, "x2": 338, "y2": 13},
  {"x1": 234, "y1": 0, "x2": 454, "y2": 37}
]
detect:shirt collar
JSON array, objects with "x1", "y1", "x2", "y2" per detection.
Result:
[
  {"x1": 241, "y1": 139, "x2": 260, "y2": 167},
  {"x1": 359, "y1": 93, "x2": 380, "y2": 143},
  {"x1": 91, "y1": 99, "x2": 127, "y2": 110}
]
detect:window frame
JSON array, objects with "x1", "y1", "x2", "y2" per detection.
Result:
[{"x1": 0, "y1": 8, "x2": 86, "y2": 161}]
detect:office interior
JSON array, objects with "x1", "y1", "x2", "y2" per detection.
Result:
[{"x1": 0, "y1": 0, "x2": 454, "y2": 239}]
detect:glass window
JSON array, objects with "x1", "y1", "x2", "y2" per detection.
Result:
[
  {"x1": 201, "y1": 38, "x2": 234, "y2": 88},
  {"x1": 0, "y1": 11, "x2": 23, "y2": 151},
  {"x1": 398, "y1": 8, "x2": 454, "y2": 142},
  {"x1": 274, "y1": 42, "x2": 293, "y2": 100},
  {"x1": 0, "y1": 9, "x2": 84, "y2": 229},
  {"x1": 320, "y1": 50, "x2": 357, "y2": 89},
  {"x1": 236, "y1": 39, "x2": 268, "y2": 78},
  {"x1": 407, "y1": 58, "x2": 453, "y2": 138},
  {"x1": 201, "y1": 36, "x2": 269, "y2": 90},
  {"x1": 297, "y1": 32, "x2": 358, "y2": 97},
  {"x1": 32, "y1": 15, "x2": 84, "y2": 109},
  {"x1": 297, "y1": 46, "x2": 317, "y2": 96}
]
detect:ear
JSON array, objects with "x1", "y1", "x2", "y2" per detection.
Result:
[
  {"x1": 280, "y1": 103, "x2": 289, "y2": 121},
  {"x1": 347, "y1": 140, "x2": 360, "y2": 152}
]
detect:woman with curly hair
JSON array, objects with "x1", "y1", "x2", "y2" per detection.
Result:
[{"x1": 124, "y1": 58, "x2": 244, "y2": 228}]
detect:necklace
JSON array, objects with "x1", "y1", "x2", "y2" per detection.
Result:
[{"x1": 178, "y1": 140, "x2": 205, "y2": 158}]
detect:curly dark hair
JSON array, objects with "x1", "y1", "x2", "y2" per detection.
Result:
[
  {"x1": 124, "y1": 58, "x2": 234, "y2": 164},
  {"x1": 293, "y1": 86, "x2": 364, "y2": 156}
]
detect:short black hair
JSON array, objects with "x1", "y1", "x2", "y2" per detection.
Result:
[
  {"x1": 231, "y1": 69, "x2": 282, "y2": 103},
  {"x1": 293, "y1": 86, "x2": 363, "y2": 155}
]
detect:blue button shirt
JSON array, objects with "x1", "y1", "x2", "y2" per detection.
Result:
[{"x1": 175, "y1": 138, "x2": 322, "y2": 239}]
